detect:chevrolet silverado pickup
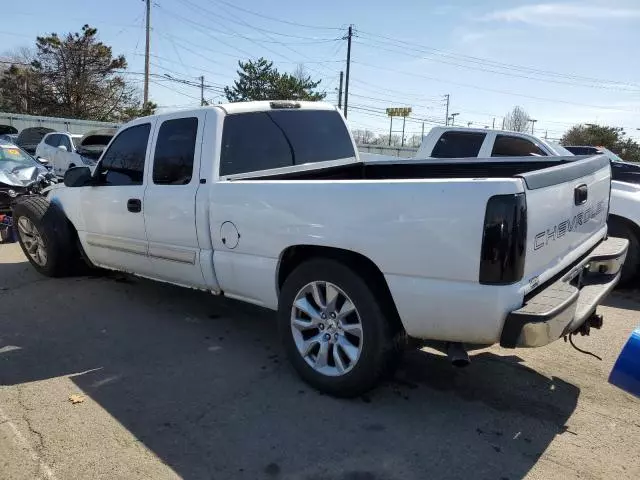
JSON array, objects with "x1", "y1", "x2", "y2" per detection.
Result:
[{"x1": 12, "y1": 101, "x2": 628, "y2": 396}]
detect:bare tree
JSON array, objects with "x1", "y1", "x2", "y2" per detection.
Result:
[
  {"x1": 352, "y1": 129, "x2": 376, "y2": 144},
  {"x1": 293, "y1": 63, "x2": 308, "y2": 83},
  {"x1": 504, "y1": 106, "x2": 530, "y2": 132}
]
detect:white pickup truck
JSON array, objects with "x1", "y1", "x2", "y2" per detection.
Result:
[
  {"x1": 416, "y1": 126, "x2": 640, "y2": 283},
  {"x1": 12, "y1": 101, "x2": 627, "y2": 396}
]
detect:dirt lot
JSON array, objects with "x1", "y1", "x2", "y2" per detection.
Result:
[{"x1": 0, "y1": 242, "x2": 638, "y2": 480}]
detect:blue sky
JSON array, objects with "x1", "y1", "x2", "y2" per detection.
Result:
[{"x1": 2, "y1": 0, "x2": 639, "y2": 142}]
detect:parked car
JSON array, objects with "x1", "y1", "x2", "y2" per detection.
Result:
[
  {"x1": 16, "y1": 127, "x2": 54, "y2": 156},
  {"x1": 12, "y1": 101, "x2": 627, "y2": 396},
  {"x1": 414, "y1": 127, "x2": 640, "y2": 284},
  {"x1": 36, "y1": 128, "x2": 116, "y2": 177},
  {"x1": 0, "y1": 134, "x2": 19, "y2": 145},
  {"x1": 0, "y1": 141, "x2": 56, "y2": 215},
  {"x1": 35, "y1": 131, "x2": 84, "y2": 176}
]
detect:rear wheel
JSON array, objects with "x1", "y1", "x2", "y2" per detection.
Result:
[
  {"x1": 13, "y1": 196, "x2": 77, "y2": 277},
  {"x1": 608, "y1": 217, "x2": 640, "y2": 286},
  {"x1": 278, "y1": 259, "x2": 399, "y2": 397}
]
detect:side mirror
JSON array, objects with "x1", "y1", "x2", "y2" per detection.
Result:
[
  {"x1": 58, "y1": 145, "x2": 68, "y2": 151},
  {"x1": 63, "y1": 166, "x2": 92, "y2": 187}
]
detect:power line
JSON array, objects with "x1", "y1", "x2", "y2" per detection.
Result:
[
  {"x1": 208, "y1": 0, "x2": 343, "y2": 31},
  {"x1": 357, "y1": 30, "x2": 640, "y2": 90},
  {"x1": 353, "y1": 60, "x2": 640, "y2": 113},
  {"x1": 354, "y1": 37, "x2": 640, "y2": 93}
]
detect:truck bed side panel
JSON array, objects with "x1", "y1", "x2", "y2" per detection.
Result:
[{"x1": 208, "y1": 178, "x2": 523, "y2": 341}]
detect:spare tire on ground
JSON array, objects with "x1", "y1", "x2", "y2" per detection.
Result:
[{"x1": 12, "y1": 196, "x2": 79, "y2": 277}]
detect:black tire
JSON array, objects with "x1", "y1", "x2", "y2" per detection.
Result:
[
  {"x1": 608, "y1": 217, "x2": 640, "y2": 286},
  {"x1": 278, "y1": 259, "x2": 399, "y2": 397},
  {"x1": 12, "y1": 196, "x2": 77, "y2": 277}
]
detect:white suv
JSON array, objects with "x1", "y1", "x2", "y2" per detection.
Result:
[{"x1": 36, "y1": 132, "x2": 84, "y2": 177}]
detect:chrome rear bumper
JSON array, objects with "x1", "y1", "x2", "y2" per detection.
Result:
[{"x1": 501, "y1": 236, "x2": 629, "y2": 348}]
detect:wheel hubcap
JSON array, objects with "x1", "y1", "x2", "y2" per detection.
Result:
[
  {"x1": 17, "y1": 217, "x2": 48, "y2": 267},
  {"x1": 290, "y1": 281, "x2": 363, "y2": 377}
]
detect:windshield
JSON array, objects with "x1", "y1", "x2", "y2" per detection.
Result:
[
  {"x1": 0, "y1": 146, "x2": 38, "y2": 167},
  {"x1": 601, "y1": 147, "x2": 625, "y2": 163}
]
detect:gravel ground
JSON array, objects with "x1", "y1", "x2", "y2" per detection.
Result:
[{"x1": 0, "y1": 242, "x2": 638, "y2": 480}]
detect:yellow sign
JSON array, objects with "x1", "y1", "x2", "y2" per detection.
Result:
[{"x1": 386, "y1": 107, "x2": 412, "y2": 117}]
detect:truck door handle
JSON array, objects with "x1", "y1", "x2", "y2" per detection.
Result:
[
  {"x1": 574, "y1": 184, "x2": 588, "y2": 206},
  {"x1": 127, "y1": 198, "x2": 142, "y2": 213}
]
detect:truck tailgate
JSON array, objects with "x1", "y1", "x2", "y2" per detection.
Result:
[{"x1": 519, "y1": 155, "x2": 610, "y2": 287}]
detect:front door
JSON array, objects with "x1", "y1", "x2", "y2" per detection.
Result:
[
  {"x1": 79, "y1": 121, "x2": 155, "y2": 275},
  {"x1": 143, "y1": 111, "x2": 214, "y2": 289}
]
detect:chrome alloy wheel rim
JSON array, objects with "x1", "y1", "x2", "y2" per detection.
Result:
[
  {"x1": 290, "y1": 281, "x2": 363, "y2": 377},
  {"x1": 17, "y1": 217, "x2": 48, "y2": 266}
]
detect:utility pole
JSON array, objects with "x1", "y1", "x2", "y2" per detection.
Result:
[
  {"x1": 199, "y1": 76, "x2": 205, "y2": 106},
  {"x1": 444, "y1": 94, "x2": 450, "y2": 125},
  {"x1": 544, "y1": 130, "x2": 548, "y2": 140},
  {"x1": 388, "y1": 116, "x2": 393, "y2": 146},
  {"x1": 467, "y1": 121, "x2": 473, "y2": 127},
  {"x1": 449, "y1": 112, "x2": 459, "y2": 126},
  {"x1": 401, "y1": 116, "x2": 406, "y2": 147},
  {"x1": 421, "y1": 122, "x2": 425, "y2": 139},
  {"x1": 492, "y1": 117, "x2": 495, "y2": 129},
  {"x1": 343, "y1": 25, "x2": 353, "y2": 118},
  {"x1": 143, "y1": 0, "x2": 151, "y2": 107},
  {"x1": 337, "y1": 71, "x2": 343, "y2": 109},
  {"x1": 501, "y1": 117, "x2": 505, "y2": 129},
  {"x1": 530, "y1": 118, "x2": 537, "y2": 135}
]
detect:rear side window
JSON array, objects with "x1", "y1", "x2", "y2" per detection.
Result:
[
  {"x1": 99, "y1": 124, "x2": 151, "y2": 186},
  {"x1": 565, "y1": 146, "x2": 600, "y2": 156},
  {"x1": 153, "y1": 117, "x2": 198, "y2": 185},
  {"x1": 492, "y1": 135, "x2": 547, "y2": 157},
  {"x1": 431, "y1": 131, "x2": 486, "y2": 158},
  {"x1": 220, "y1": 110, "x2": 355, "y2": 176},
  {"x1": 44, "y1": 134, "x2": 60, "y2": 147}
]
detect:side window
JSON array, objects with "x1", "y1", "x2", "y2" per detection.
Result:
[
  {"x1": 59, "y1": 135, "x2": 72, "y2": 151},
  {"x1": 99, "y1": 124, "x2": 151, "y2": 186},
  {"x1": 492, "y1": 135, "x2": 547, "y2": 157},
  {"x1": 220, "y1": 110, "x2": 355, "y2": 176},
  {"x1": 152, "y1": 117, "x2": 198, "y2": 185},
  {"x1": 431, "y1": 131, "x2": 486, "y2": 158},
  {"x1": 45, "y1": 134, "x2": 60, "y2": 147}
]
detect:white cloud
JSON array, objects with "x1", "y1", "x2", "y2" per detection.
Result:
[{"x1": 482, "y1": 3, "x2": 640, "y2": 27}]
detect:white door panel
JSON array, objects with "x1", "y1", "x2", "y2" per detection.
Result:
[
  {"x1": 143, "y1": 111, "x2": 213, "y2": 290},
  {"x1": 80, "y1": 121, "x2": 155, "y2": 274}
]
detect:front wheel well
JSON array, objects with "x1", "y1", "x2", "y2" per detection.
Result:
[{"x1": 277, "y1": 245, "x2": 403, "y2": 332}]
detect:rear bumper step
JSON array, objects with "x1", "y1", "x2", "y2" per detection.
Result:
[{"x1": 501, "y1": 236, "x2": 629, "y2": 348}]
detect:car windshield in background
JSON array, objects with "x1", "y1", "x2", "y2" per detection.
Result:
[
  {"x1": 0, "y1": 146, "x2": 36, "y2": 165},
  {"x1": 71, "y1": 136, "x2": 82, "y2": 148},
  {"x1": 220, "y1": 109, "x2": 355, "y2": 176}
]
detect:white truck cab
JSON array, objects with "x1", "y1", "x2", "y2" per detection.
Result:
[
  {"x1": 417, "y1": 126, "x2": 569, "y2": 159},
  {"x1": 12, "y1": 102, "x2": 628, "y2": 396}
]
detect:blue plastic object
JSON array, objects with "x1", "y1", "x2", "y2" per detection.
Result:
[{"x1": 609, "y1": 328, "x2": 640, "y2": 398}]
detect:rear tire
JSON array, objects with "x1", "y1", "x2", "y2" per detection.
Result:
[
  {"x1": 278, "y1": 259, "x2": 399, "y2": 397},
  {"x1": 608, "y1": 217, "x2": 640, "y2": 286},
  {"x1": 13, "y1": 196, "x2": 77, "y2": 277}
]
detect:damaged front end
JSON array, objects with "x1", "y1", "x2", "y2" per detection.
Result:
[{"x1": 0, "y1": 162, "x2": 57, "y2": 215}]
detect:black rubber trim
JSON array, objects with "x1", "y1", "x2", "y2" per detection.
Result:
[{"x1": 517, "y1": 154, "x2": 609, "y2": 190}]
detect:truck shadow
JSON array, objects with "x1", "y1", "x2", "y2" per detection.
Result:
[{"x1": 0, "y1": 270, "x2": 580, "y2": 480}]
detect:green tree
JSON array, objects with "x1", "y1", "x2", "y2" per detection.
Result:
[
  {"x1": 561, "y1": 124, "x2": 640, "y2": 162},
  {"x1": 224, "y1": 57, "x2": 326, "y2": 102},
  {"x1": 0, "y1": 25, "x2": 153, "y2": 121}
]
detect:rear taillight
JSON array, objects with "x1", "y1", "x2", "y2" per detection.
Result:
[{"x1": 479, "y1": 193, "x2": 527, "y2": 285}]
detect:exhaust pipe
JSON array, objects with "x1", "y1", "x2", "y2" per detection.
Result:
[{"x1": 447, "y1": 342, "x2": 470, "y2": 367}]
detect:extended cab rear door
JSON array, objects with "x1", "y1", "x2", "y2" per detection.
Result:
[
  {"x1": 518, "y1": 155, "x2": 611, "y2": 291},
  {"x1": 143, "y1": 110, "x2": 213, "y2": 290}
]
